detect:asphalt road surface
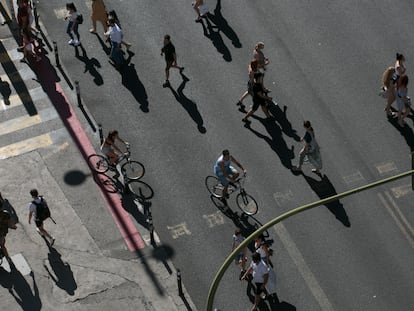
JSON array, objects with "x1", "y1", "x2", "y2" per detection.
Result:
[{"x1": 35, "y1": 1, "x2": 414, "y2": 310}]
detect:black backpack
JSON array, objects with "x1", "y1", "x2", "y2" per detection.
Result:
[
  {"x1": 76, "y1": 13, "x2": 84, "y2": 24},
  {"x1": 32, "y1": 197, "x2": 51, "y2": 221}
]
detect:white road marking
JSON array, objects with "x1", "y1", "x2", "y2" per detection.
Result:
[
  {"x1": 273, "y1": 223, "x2": 335, "y2": 311},
  {"x1": 378, "y1": 192, "x2": 414, "y2": 248}
]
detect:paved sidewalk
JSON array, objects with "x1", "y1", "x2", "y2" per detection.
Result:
[{"x1": 0, "y1": 4, "x2": 196, "y2": 311}]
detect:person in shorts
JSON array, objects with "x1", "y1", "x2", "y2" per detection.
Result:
[
  {"x1": 232, "y1": 227, "x2": 247, "y2": 275},
  {"x1": 161, "y1": 35, "x2": 184, "y2": 87},
  {"x1": 241, "y1": 252, "x2": 270, "y2": 311},
  {"x1": 28, "y1": 189, "x2": 55, "y2": 246},
  {"x1": 214, "y1": 149, "x2": 246, "y2": 199}
]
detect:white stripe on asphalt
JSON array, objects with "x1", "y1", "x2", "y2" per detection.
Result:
[{"x1": 274, "y1": 223, "x2": 335, "y2": 311}]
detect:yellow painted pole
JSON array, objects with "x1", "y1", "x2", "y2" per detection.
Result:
[{"x1": 206, "y1": 169, "x2": 414, "y2": 311}]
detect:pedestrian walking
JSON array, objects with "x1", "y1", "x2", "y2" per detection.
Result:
[
  {"x1": 237, "y1": 59, "x2": 259, "y2": 106},
  {"x1": 254, "y1": 234, "x2": 271, "y2": 266},
  {"x1": 28, "y1": 189, "x2": 55, "y2": 246},
  {"x1": 393, "y1": 53, "x2": 406, "y2": 85},
  {"x1": 0, "y1": 193, "x2": 17, "y2": 263},
  {"x1": 293, "y1": 120, "x2": 322, "y2": 176},
  {"x1": 90, "y1": 0, "x2": 108, "y2": 34},
  {"x1": 193, "y1": 0, "x2": 208, "y2": 22},
  {"x1": 396, "y1": 75, "x2": 410, "y2": 127},
  {"x1": 104, "y1": 17, "x2": 124, "y2": 68},
  {"x1": 64, "y1": 2, "x2": 81, "y2": 46},
  {"x1": 381, "y1": 66, "x2": 396, "y2": 116},
  {"x1": 253, "y1": 42, "x2": 269, "y2": 71},
  {"x1": 160, "y1": 34, "x2": 184, "y2": 87},
  {"x1": 17, "y1": 0, "x2": 29, "y2": 50},
  {"x1": 240, "y1": 252, "x2": 271, "y2": 311},
  {"x1": 21, "y1": 28, "x2": 41, "y2": 63},
  {"x1": 107, "y1": 10, "x2": 132, "y2": 50},
  {"x1": 242, "y1": 72, "x2": 272, "y2": 122},
  {"x1": 232, "y1": 228, "x2": 247, "y2": 276}
]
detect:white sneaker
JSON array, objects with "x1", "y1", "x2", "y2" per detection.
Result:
[
  {"x1": 68, "y1": 39, "x2": 74, "y2": 45},
  {"x1": 73, "y1": 40, "x2": 80, "y2": 46}
]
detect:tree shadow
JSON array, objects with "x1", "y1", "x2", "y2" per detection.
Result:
[
  {"x1": 167, "y1": 73, "x2": 206, "y2": 133},
  {"x1": 120, "y1": 63, "x2": 149, "y2": 113},
  {"x1": 199, "y1": 15, "x2": 231, "y2": 61},
  {"x1": 244, "y1": 116, "x2": 295, "y2": 169},
  {"x1": 206, "y1": 0, "x2": 242, "y2": 48},
  {"x1": 8, "y1": 266, "x2": 42, "y2": 311},
  {"x1": 302, "y1": 173, "x2": 351, "y2": 227},
  {"x1": 0, "y1": 77, "x2": 12, "y2": 105},
  {"x1": 74, "y1": 45, "x2": 104, "y2": 86},
  {"x1": 387, "y1": 114, "x2": 414, "y2": 151},
  {"x1": 43, "y1": 246, "x2": 77, "y2": 295}
]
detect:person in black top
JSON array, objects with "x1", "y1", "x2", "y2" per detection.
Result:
[
  {"x1": 161, "y1": 34, "x2": 184, "y2": 87},
  {"x1": 242, "y1": 73, "x2": 272, "y2": 122}
]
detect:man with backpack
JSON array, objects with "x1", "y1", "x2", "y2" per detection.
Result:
[{"x1": 28, "y1": 189, "x2": 55, "y2": 246}]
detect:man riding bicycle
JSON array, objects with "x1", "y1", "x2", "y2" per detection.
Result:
[
  {"x1": 100, "y1": 130, "x2": 129, "y2": 165},
  {"x1": 214, "y1": 149, "x2": 246, "y2": 199}
]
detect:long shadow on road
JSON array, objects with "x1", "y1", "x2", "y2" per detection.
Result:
[
  {"x1": 206, "y1": 0, "x2": 242, "y2": 48},
  {"x1": 243, "y1": 115, "x2": 295, "y2": 170},
  {"x1": 74, "y1": 45, "x2": 103, "y2": 86},
  {"x1": 302, "y1": 173, "x2": 351, "y2": 227},
  {"x1": 167, "y1": 73, "x2": 206, "y2": 133},
  {"x1": 120, "y1": 63, "x2": 149, "y2": 113}
]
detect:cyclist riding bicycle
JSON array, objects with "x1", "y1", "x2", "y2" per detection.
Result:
[
  {"x1": 100, "y1": 130, "x2": 129, "y2": 165},
  {"x1": 214, "y1": 149, "x2": 246, "y2": 199}
]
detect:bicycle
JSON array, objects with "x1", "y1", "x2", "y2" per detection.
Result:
[
  {"x1": 205, "y1": 173, "x2": 258, "y2": 215},
  {"x1": 88, "y1": 145, "x2": 145, "y2": 180}
]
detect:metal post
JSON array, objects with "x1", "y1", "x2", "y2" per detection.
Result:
[
  {"x1": 75, "y1": 81, "x2": 82, "y2": 108},
  {"x1": 148, "y1": 213, "x2": 155, "y2": 245},
  {"x1": 98, "y1": 124, "x2": 104, "y2": 145},
  {"x1": 177, "y1": 269, "x2": 183, "y2": 296},
  {"x1": 53, "y1": 41, "x2": 60, "y2": 67},
  {"x1": 32, "y1": 1, "x2": 39, "y2": 29},
  {"x1": 412, "y1": 152, "x2": 414, "y2": 190}
]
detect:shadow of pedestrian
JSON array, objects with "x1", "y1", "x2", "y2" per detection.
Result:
[
  {"x1": 200, "y1": 15, "x2": 231, "y2": 61},
  {"x1": 387, "y1": 114, "x2": 414, "y2": 151},
  {"x1": 267, "y1": 103, "x2": 301, "y2": 141},
  {"x1": 120, "y1": 63, "x2": 149, "y2": 112},
  {"x1": 0, "y1": 41, "x2": 37, "y2": 115},
  {"x1": 8, "y1": 267, "x2": 42, "y2": 311},
  {"x1": 94, "y1": 33, "x2": 111, "y2": 55},
  {"x1": 244, "y1": 116, "x2": 295, "y2": 169},
  {"x1": 206, "y1": 0, "x2": 242, "y2": 48},
  {"x1": 0, "y1": 77, "x2": 12, "y2": 105},
  {"x1": 302, "y1": 173, "x2": 351, "y2": 227},
  {"x1": 74, "y1": 45, "x2": 104, "y2": 86},
  {"x1": 0, "y1": 266, "x2": 13, "y2": 290},
  {"x1": 43, "y1": 246, "x2": 77, "y2": 295},
  {"x1": 167, "y1": 74, "x2": 207, "y2": 133}
]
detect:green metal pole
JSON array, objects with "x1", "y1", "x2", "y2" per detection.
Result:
[
  {"x1": 206, "y1": 169, "x2": 414, "y2": 311},
  {"x1": 412, "y1": 152, "x2": 414, "y2": 190}
]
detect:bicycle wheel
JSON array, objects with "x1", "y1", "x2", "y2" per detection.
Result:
[
  {"x1": 121, "y1": 160, "x2": 145, "y2": 180},
  {"x1": 205, "y1": 176, "x2": 224, "y2": 198},
  {"x1": 236, "y1": 191, "x2": 258, "y2": 215},
  {"x1": 88, "y1": 154, "x2": 109, "y2": 174}
]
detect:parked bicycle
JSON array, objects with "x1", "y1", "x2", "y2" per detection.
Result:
[
  {"x1": 205, "y1": 173, "x2": 258, "y2": 215},
  {"x1": 88, "y1": 145, "x2": 145, "y2": 180}
]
